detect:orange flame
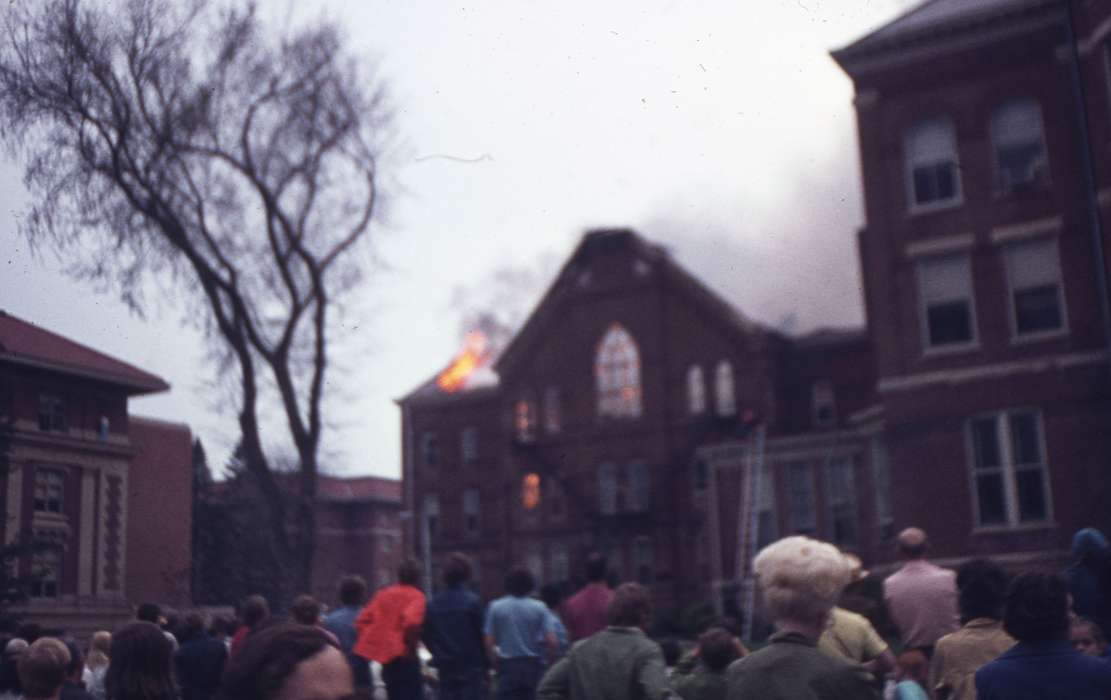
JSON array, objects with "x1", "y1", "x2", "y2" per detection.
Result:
[{"x1": 436, "y1": 331, "x2": 490, "y2": 393}]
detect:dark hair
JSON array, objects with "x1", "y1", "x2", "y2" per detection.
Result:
[
  {"x1": 956, "y1": 558, "x2": 1009, "y2": 623},
  {"x1": 62, "y1": 638, "x2": 82, "y2": 678},
  {"x1": 135, "y1": 603, "x2": 161, "y2": 624},
  {"x1": 105, "y1": 622, "x2": 176, "y2": 700},
  {"x1": 18, "y1": 638, "x2": 68, "y2": 699},
  {"x1": 443, "y1": 553, "x2": 473, "y2": 586},
  {"x1": 608, "y1": 582, "x2": 652, "y2": 627},
  {"x1": 698, "y1": 627, "x2": 741, "y2": 672},
  {"x1": 179, "y1": 612, "x2": 206, "y2": 642},
  {"x1": 658, "y1": 639, "x2": 681, "y2": 667},
  {"x1": 399, "y1": 559, "x2": 422, "y2": 587},
  {"x1": 505, "y1": 567, "x2": 535, "y2": 597},
  {"x1": 291, "y1": 595, "x2": 321, "y2": 626},
  {"x1": 540, "y1": 583, "x2": 563, "y2": 610},
  {"x1": 209, "y1": 616, "x2": 231, "y2": 638},
  {"x1": 241, "y1": 595, "x2": 271, "y2": 627},
  {"x1": 216, "y1": 622, "x2": 338, "y2": 700},
  {"x1": 338, "y1": 575, "x2": 368, "y2": 607},
  {"x1": 585, "y1": 553, "x2": 608, "y2": 583},
  {"x1": 1003, "y1": 572, "x2": 1069, "y2": 643}
]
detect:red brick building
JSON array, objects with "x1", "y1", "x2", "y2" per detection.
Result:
[{"x1": 0, "y1": 311, "x2": 193, "y2": 634}]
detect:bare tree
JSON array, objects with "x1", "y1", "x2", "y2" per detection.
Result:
[{"x1": 0, "y1": 0, "x2": 389, "y2": 592}]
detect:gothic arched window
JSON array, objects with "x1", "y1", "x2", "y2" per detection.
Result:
[{"x1": 595, "y1": 323, "x2": 642, "y2": 418}]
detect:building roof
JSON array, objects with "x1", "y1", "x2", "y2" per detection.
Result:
[
  {"x1": 0, "y1": 310, "x2": 170, "y2": 394},
  {"x1": 316, "y1": 474, "x2": 401, "y2": 503}
]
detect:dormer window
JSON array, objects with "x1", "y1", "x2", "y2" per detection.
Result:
[
  {"x1": 992, "y1": 99, "x2": 1047, "y2": 193},
  {"x1": 905, "y1": 118, "x2": 961, "y2": 210},
  {"x1": 812, "y1": 381, "x2": 835, "y2": 428},
  {"x1": 714, "y1": 361, "x2": 736, "y2": 416},
  {"x1": 596, "y1": 324, "x2": 642, "y2": 419},
  {"x1": 687, "y1": 365, "x2": 706, "y2": 416}
]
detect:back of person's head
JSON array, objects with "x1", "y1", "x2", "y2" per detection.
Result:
[
  {"x1": 215, "y1": 622, "x2": 338, "y2": 700},
  {"x1": 135, "y1": 603, "x2": 161, "y2": 624},
  {"x1": 106, "y1": 621, "x2": 176, "y2": 700},
  {"x1": 291, "y1": 595, "x2": 321, "y2": 626},
  {"x1": 607, "y1": 582, "x2": 652, "y2": 628},
  {"x1": 1072, "y1": 528, "x2": 1109, "y2": 564},
  {"x1": 338, "y1": 575, "x2": 368, "y2": 607},
  {"x1": 18, "y1": 637, "x2": 69, "y2": 700},
  {"x1": 210, "y1": 616, "x2": 232, "y2": 639},
  {"x1": 584, "y1": 552, "x2": 608, "y2": 583},
  {"x1": 505, "y1": 567, "x2": 535, "y2": 597},
  {"x1": 86, "y1": 631, "x2": 111, "y2": 670},
  {"x1": 1003, "y1": 572, "x2": 1069, "y2": 643},
  {"x1": 956, "y1": 558, "x2": 1008, "y2": 622},
  {"x1": 698, "y1": 627, "x2": 741, "y2": 672},
  {"x1": 753, "y1": 536, "x2": 850, "y2": 626},
  {"x1": 895, "y1": 528, "x2": 928, "y2": 559},
  {"x1": 61, "y1": 639, "x2": 82, "y2": 681},
  {"x1": 180, "y1": 612, "x2": 206, "y2": 642},
  {"x1": 241, "y1": 594, "x2": 271, "y2": 628},
  {"x1": 443, "y1": 553, "x2": 473, "y2": 587},
  {"x1": 0, "y1": 637, "x2": 27, "y2": 693},
  {"x1": 540, "y1": 583, "x2": 563, "y2": 610},
  {"x1": 398, "y1": 559, "x2": 422, "y2": 587}
]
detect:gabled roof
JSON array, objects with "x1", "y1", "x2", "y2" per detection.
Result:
[{"x1": 0, "y1": 310, "x2": 169, "y2": 394}]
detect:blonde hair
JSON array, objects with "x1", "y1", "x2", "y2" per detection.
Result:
[
  {"x1": 753, "y1": 536, "x2": 850, "y2": 624},
  {"x1": 86, "y1": 631, "x2": 111, "y2": 670}
]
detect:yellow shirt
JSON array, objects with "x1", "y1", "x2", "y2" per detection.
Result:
[
  {"x1": 928, "y1": 618, "x2": 1014, "y2": 700},
  {"x1": 817, "y1": 607, "x2": 888, "y2": 663}
]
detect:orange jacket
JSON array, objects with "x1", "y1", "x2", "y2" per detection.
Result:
[{"x1": 353, "y1": 583, "x2": 426, "y2": 663}]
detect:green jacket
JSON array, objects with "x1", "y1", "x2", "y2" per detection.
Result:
[
  {"x1": 670, "y1": 653, "x2": 729, "y2": 700},
  {"x1": 537, "y1": 627, "x2": 668, "y2": 700},
  {"x1": 725, "y1": 631, "x2": 877, "y2": 700}
]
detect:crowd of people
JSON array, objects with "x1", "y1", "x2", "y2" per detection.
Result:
[{"x1": 3, "y1": 525, "x2": 1111, "y2": 700}]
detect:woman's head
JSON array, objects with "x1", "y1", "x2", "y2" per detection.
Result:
[
  {"x1": 105, "y1": 622, "x2": 175, "y2": 700},
  {"x1": 753, "y1": 536, "x2": 850, "y2": 627},
  {"x1": 86, "y1": 631, "x2": 111, "y2": 669},
  {"x1": 1003, "y1": 572, "x2": 1069, "y2": 643},
  {"x1": 216, "y1": 622, "x2": 352, "y2": 700},
  {"x1": 1070, "y1": 617, "x2": 1108, "y2": 657}
]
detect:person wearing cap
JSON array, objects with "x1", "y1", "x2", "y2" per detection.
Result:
[{"x1": 883, "y1": 528, "x2": 958, "y2": 658}]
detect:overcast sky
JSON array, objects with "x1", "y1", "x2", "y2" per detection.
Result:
[{"x1": 0, "y1": 0, "x2": 914, "y2": 479}]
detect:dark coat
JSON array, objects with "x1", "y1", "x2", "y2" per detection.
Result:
[{"x1": 975, "y1": 640, "x2": 1111, "y2": 700}]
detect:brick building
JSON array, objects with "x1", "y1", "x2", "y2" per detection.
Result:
[{"x1": 0, "y1": 311, "x2": 193, "y2": 634}]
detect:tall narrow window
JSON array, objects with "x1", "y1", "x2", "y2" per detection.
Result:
[
  {"x1": 826, "y1": 458, "x2": 858, "y2": 547},
  {"x1": 549, "y1": 543, "x2": 569, "y2": 583},
  {"x1": 543, "y1": 386, "x2": 562, "y2": 434},
  {"x1": 37, "y1": 394, "x2": 66, "y2": 432},
  {"x1": 516, "y1": 395, "x2": 537, "y2": 443},
  {"x1": 29, "y1": 549, "x2": 60, "y2": 599},
  {"x1": 598, "y1": 463, "x2": 618, "y2": 515},
  {"x1": 522, "y1": 473, "x2": 541, "y2": 510},
  {"x1": 755, "y1": 462, "x2": 777, "y2": 549},
  {"x1": 1005, "y1": 238, "x2": 1064, "y2": 337},
  {"x1": 634, "y1": 537, "x2": 654, "y2": 584},
  {"x1": 33, "y1": 469, "x2": 64, "y2": 514},
  {"x1": 461, "y1": 427, "x2": 479, "y2": 465},
  {"x1": 786, "y1": 462, "x2": 816, "y2": 535},
  {"x1": 595, "y1": 324, "x2": 642, "y2": 419},
  {"x1": 969, "y1": 410, "x2": 1051, "y2": 527},
  {"x1": 714, "y1": 361, "x2": 736, "y2": 416},
  {"x1": 524, "y1": 544, "x2": 544, "y2": 584},
  {"x1": 463, "y1": 488, "x2": 480, "y2": 537},
  {"x1": 548, "y1": 478, "x2": 566, "y2": 521},
  {"x1": 687, "y1": 365, "x2": 706, "y2": 415},
  {"x1": 905, "y1": 118, "x2": 961, "y2": 209},
  {"x1": 627, "y1": 462, "x2": 650, "y2": 512},
  {"x1": 992, "y1": 99, "x2": 1047, "y2": 192},
  {"x1": 918, "y1": 253, "x2": 976, "y2": 349},
  {"x1": 812, "y1": 381, "x2": 835, "y2": 428},
  {"x1": 420, "y1": 433, "x2": 439, "y2": 470},
  {"x1": 422, "y1": 494, "x2": 440, "y2": 541}
]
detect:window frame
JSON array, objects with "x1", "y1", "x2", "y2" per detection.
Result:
[
  {"x1": 33, "y1": 469, "x2": 65, "y2": 515},
  {"x1": 824, "y1": 456, "x2": 858, "y2": 548},
  {"x1": 461, "y1": 427, "x2": 479, "y2": 465},
  {"x1": 462, "y1": 488, "x2": 481, "y2": 537},
  {"x1": 811, "y1": 380, "x2": 835, "y2": 428},
  {"x1": 626, "y1": 461, "x2": 650, "y2": 512},
  {"x1": 785, "y1": 461, "x2": 817, "y2": 535},
  {"x1": 595, "y1": 324, "x2": 643, "y2": 420},
  {"x1": 37, "y1": 394, "x2": 66, "y2": 433},
  {"x1": 904, "y1": 117, "x2": 963, "y2": 214},
  {"x1": 1002, "y1": 236, "x2": 1068, "y2": 343},
  {"x1": 419, "y1": 432, "x2": 439, "y2": 470},
  {"x1": 543, "y1": 386, "x2": 562, "y2": 434},
  {"x1": 714, "y1": 361, "x2": 736, "y2": 417},
  {"x1": 990, "y1": 98, "x2": 1050, "y2": 195},
  {"x1": 598, "y1": 463, "x2": 618, "y2": 515},
  {"x1": 29, "y1": 548, "x2": 61, "y2": 599},
  {"x1": 966, "y1": 409, "x2": 1054, "y2": 530},
  {"x1": 687, "y1": 365, "x2": 706, "y2": 416},
  {"x1": 917, "y1": 252, "x2": 980, "y2": 355}
]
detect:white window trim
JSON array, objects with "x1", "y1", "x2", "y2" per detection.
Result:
[
  {"x1": 965, "y1": 409, "x2": 1054, "y2": 531},
  {"x1": 1002, "y1": 237, "x2": 1069, "y2": 345},
  {"x1": 904, "y1": 118, "x2": 964, "y2": 216},
  {"x1": 989, "y1": 98, "x2": 1051, "y2": 196},
  {"x1": 917, "y1": 252, "x2": 981, "y2": 357}
]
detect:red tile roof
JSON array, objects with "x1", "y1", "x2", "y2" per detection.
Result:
[{"x1": 0, "y1": 310, "x2": 169, "y2": 394}]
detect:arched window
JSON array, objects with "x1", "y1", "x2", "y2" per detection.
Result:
[
  {"x1": 598, "y1": 463, "x2": 618, "y2": 514},
  {"x1": 687, "y1": 365, "x2": 706, "y2": 415},
  {"x1": 595, "y1": 324, "x2": 642, "y2": 418},
  {"x1": 714, "y1": 361, "x2": 736, "y2": 416},
  {"x1": 905, "y1": 118, "x2": 960, "y2": 209},
  {"x1": 992, "y1": 98, "x2": 1047, "y2": 191}
]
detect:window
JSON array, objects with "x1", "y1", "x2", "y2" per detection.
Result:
[
  {"x1": 33, "y1": 469, "x2": 64, "y2": 514},
  {"x1": 598, "y1": 463, "x2": 618, "y2": 515},
  {"x1": 524, "y1": 543, "x2": 544, "y2": 583},
  {"x1": 634, "y1": 537, "x2": 654, "y2": 584},
  {"x1": 37, "y1": 394, "x2": 66, "y2": 432},
  {"x1": 515, "y1": 396, "x2": 537, "y2": 443},
  {"x1": 1005, "y1": 238, "x2": 1064, "y2": 337},
  {"x1": 754, "y1": 462, "x2": 777, "y2": 550},
  {"x1": 992, "y1": 99, "x2": 1047, "y2": 192},
  {"x1": 714, "y1": 361, "x2": 736, "y2": 416},
  {"x1": 693, "y1": 459, "x2": 709, "y2": 492},
  {"x1": 687, "y1": 365, "x2": 706, "y2": 415},
  {"x1": 548, "y1": 478, "x2": 566, "y2": 521},
  {"x1": 918, "y1": 253, "x2": 976, "y2": 349},
  {"x1": 969, "y1": 410, "x2": 1051, "y2": 527},
  {"x1": 905, "y1": 118, "x2": 961, "y2": 209},
  {"x1": 461, "y1": 427, "x2": 478, "y2": 465},
  {"x1": 871, "y1": 436, "x2": 894, "y2": 540},
  {"x1": 422, "y1": 494, "x2": 440, "y2": 540},
  {"x1": 29, "y1": 548, "x2": 61, "y2": 599},
  {"x1": 627, "y1": 462, "x2": 650, "y2": 512},
  {"x1": 522, "y1": 473, "x2": 541, "y2": 510},
  {"x1": 549, "y1": 543, "x2": 569, "y2": 583},
  {"x1": 825, "y1": 457, "x2": 858, "y2": 547},
  {"x1": 463, "y1": 488, "x2": 480, "y2": 537},
  {"x1": 786, "y1": 462, "x2": 816, "y2": 535},
  {"x1": 595, "y1": 324, "x2": 642, "y2": 419},
  {"x1": 812, "y1": 381, "x2": 835, "y2": 428},
  {"x1": 420, "y1": 433, "x2": 439, "y2": 469},
  {"x1": 543, "y1": 386, "x2": 562, "y2": 434}
]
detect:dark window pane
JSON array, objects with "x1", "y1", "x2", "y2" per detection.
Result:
[
  {"x1": 971, "y1": 418, "x2": 1000, "y2": 469},
  {"x1": 936, "y1": 163, "x2": 956, "y2": 200},
  {"x1": 914, "y1": 167, "x2": 936, "y2": 204},
  {"x1": 913, "y1": 163, "x2": 957, "y2": 205},
  {"x1": 927, "y1": 301, "x2": 972, "y2": 345},
  {"x1": 976, "y1": 474, "x2": 1007, "y2": 525},
  {"x1": 1009, "y1": 413, "x2": 1041, "y2": 465},
  {"x1": 997, "y1": 143, "x2": 1046, "y2": 190},
  {"x1": 1014, "y1": 285, "x2": 1062, "y2": 334},
  {"x1": 1015, "y1": 468, "x2": 1047, "y2": 521}
]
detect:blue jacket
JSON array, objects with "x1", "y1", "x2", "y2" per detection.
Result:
[
  {"x1": 975, "y1": 640, "x2": 1111, "y2": 700},
  {"x1": 424, "y1": 584, "x2": 487, "y2": 679}
]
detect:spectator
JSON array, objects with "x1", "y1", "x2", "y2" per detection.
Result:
[
  {"x1": 724, "y1": 536, "x2": 875, "y2": 700},
  {"x1": 0, "y1": 638, "x2": 28, "y2": 700},
  {"x1": 818, "y1": 554, "x2": 894, "y2": 680},
  {"x1": 537, "y1": 583, "x2": 667, "y2": 700},
  {"x1": 928, "y1": 558, "x2": 1014, "y2": 700},
  {"x1": 207, "y1": 618, "x2": 231, "y2": 651},
  {"x1": 174, "y1": 613, "x2": 227, "y2": 700},
  {"x1": 890, "y1": 651, "x2": 929, "y2": 700},
  {"x1": 423, "y1": 553, "x2": 488, "y2": 700},
  {"x1": 18, "y1": 637, "x2": 69, "y2": 700},
  {"x1": 291, "y1": 595, "x2": 340, "y2": 645},
  {"x1": 485, "y1": 566, "x2": 558, "y2": 700},
  {"x1": 60, "y1": 639, "x2": 94, "y2": 700},
  {"x1": 324, "y1": 575, "x2": 372, "y2": 695},
  {"x1": 883, "y1": 527, "x2": 958, "y2": 657},
  {"x1": 82, "y1": 632, "x2": 110, "y2": 700},
  {"x1": 230, "y1": 595, "x2": 270, "y2": 657},
  {"x1": 976, "y1": 572, "x2": 1111, "y2": 699},
  {"x1": 539, "y1": 585, "x2": 568, "y2": 659},
  {"x1": 1067, "y1": 529, "x2": 1111, "y2": 640},
  {"x1": 1071, "y1": 617, "x2": 1109, "y2": 659},
  {"x1": 135, "y1": 604, "x2": 178, "y2": 653},
  {"x1": 562, "y1": 554, "x2": 613, "y2": 643},
  {"x1": 354, "y1": 559, "x2": 427, "y2": 700},
  {"x1": 105, "y1": 622, "x2": 177, "y2": 700},
  {"x1": 216, "y1": 622, "x2": 352, "y2": 700},
  {"x1": 669, "y1": 627, "x2": 744, "y2": 700}
]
